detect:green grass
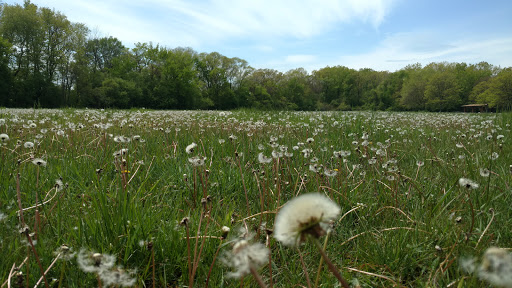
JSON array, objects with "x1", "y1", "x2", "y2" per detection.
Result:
[{"x1": 0, "y1": 108, "x2": 511, "y2": 287}]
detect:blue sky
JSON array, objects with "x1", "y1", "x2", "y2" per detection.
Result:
[{"x1": 5, "y1": 0, "x2": 512, "y2": 72}]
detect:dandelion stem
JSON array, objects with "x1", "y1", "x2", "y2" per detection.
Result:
[
  {"x1": 297, "y1": 247, "x2": 312, "y2": 288},
  {"x1": 34, "y1": 253, "x2": 60, "y2": 288},
  {"x1": 185, "y1": 224, "x2": 192, "y2": 287},
  {"x1": 309, "y1": 237, "x2": 350, "y2": 288},
  {"x1": 249, "y1": 265, "x2": 267, "y2": 288},
  {"x1": 205, "y1": 239, "x2": 223, "y2": 288},
  {"x1": 314, "y1": 233, "x2": 330, "y2": 288},
  {"x1": 236, "y1": 156, "x2": 250, "y2": 216}
]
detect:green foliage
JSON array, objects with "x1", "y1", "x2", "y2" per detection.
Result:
[{"x1": 0, "y1": 1, "x2": 510, "y2": 111}]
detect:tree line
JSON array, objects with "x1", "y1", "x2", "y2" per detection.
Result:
[{"x1": 1, "y1": 1, "x2": 511, "y2": 111}]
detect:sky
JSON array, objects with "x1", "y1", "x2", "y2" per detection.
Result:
[{"x1": 4, "y1": 0, "x2": 512, "y2": 73}]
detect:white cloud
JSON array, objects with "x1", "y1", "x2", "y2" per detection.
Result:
[
  {"x1": 14, "y1": 0, "x2": 395, "y2": 49},
  {"x1": 335, "y1": 31, "x2": 512, "y2": 71}
]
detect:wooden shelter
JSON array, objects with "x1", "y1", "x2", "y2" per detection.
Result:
[{"x1": 462, "y1": 104, "x2": 488, "y2": 113}]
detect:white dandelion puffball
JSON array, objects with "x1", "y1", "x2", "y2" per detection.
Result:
[
  {"x1": 274, "y1": 193, "x2": 341, "y2": 246},
  {"x1": 221, "y1": 240, "x2": 269, "y2": 279}
]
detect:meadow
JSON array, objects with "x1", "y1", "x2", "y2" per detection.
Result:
[{"x1": 0, "y1": 108, "x2": 511, "y2": 287}]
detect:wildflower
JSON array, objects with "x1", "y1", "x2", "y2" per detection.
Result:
[
  {"x1": 24, "y1": 141, "x2": 34, "y2": 149},
  {"x1": 32, "y1": 158, "x2": 47, "y2": 167},
  {"x1": 221, "y1": 239, "x2": 269, "y2": 279},
  {"x1": 77, "y1": 249, "x2": 116, "y2": 273},
  {"x1": 258, "y1": 152, "x2": 272, "y2": 164},
  {"x1": 480, "y1": 168, "x2": 490, "y2": 177},
  {"x1": 274, "y1": 193, "x2": 340, "y2": 247},
  {"x1": 186, "y1": 142, "x2": 197, "y2": 154},
  {"x1": 459, "y1": 178, "x2": 479, "y2": 189}
]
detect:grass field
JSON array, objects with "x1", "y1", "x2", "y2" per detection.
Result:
[{"x1": 0, "y1": 108, "x2": 511, "y2": 287}]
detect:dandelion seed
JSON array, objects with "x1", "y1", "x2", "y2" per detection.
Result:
[
  {"x1": 459, "y1": 178, "x2": 479, "y2": 189},
  {"x1": 32, "y1": 158, "x2": 47, "y2": 167},
  {"x1": 274, "y1": 193, "x2": 340, "y2": 247},
  {"x1": 186, "y1": 142, "x2": 197, "y2": 154},
  {"x1": 221, "y1": 240, "x2": 269, "y2": 279}
]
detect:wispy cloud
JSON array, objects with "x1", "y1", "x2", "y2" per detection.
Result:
[
  {"x1": 335, "y1": 31, "x2": 512, "y2": 71},
  {"x1": 32, "y1": 0, "x2": 394, "y2": 47}
]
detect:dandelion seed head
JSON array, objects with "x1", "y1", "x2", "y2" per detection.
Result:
[
  {"x1": 0, "y1": 133, "x2": 9, "y2": 142},
  {"x1": 274, "y1": 193, "x2": 340, "y2": 247},
  {"x1": 221, "y1": 240, "x2": 269, "y2": 279},
  {"x1": 98, "y1": 268, "x2": 137, "y2": 287},
  {"x1": 459, "y1": 178, "x2": 479, "y2": 189},
  {"x1": 477, "y1": 247, "x2": 512, "y2": 287},
  {"x1": 258, "y1": 152, "x2": 272, "y2": 164},
  {"x1": 480, "y1": 168, "x2": 490, "y2": 177},
  {"x1": 31, "y1": 158, "x2": 47, "y2": 167},
  {"x1": 186, "y1": 142, "x2": 197, "y2": 154},
  {"x1": 77, "y1": 249, "x2": 116, "y2": 273},
  {"x1": 24, "y1": 141, "x2": 34, "y2": 149},
  {"x1": 188, "y1": 156, "x2": 206, "y2": 166}
]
